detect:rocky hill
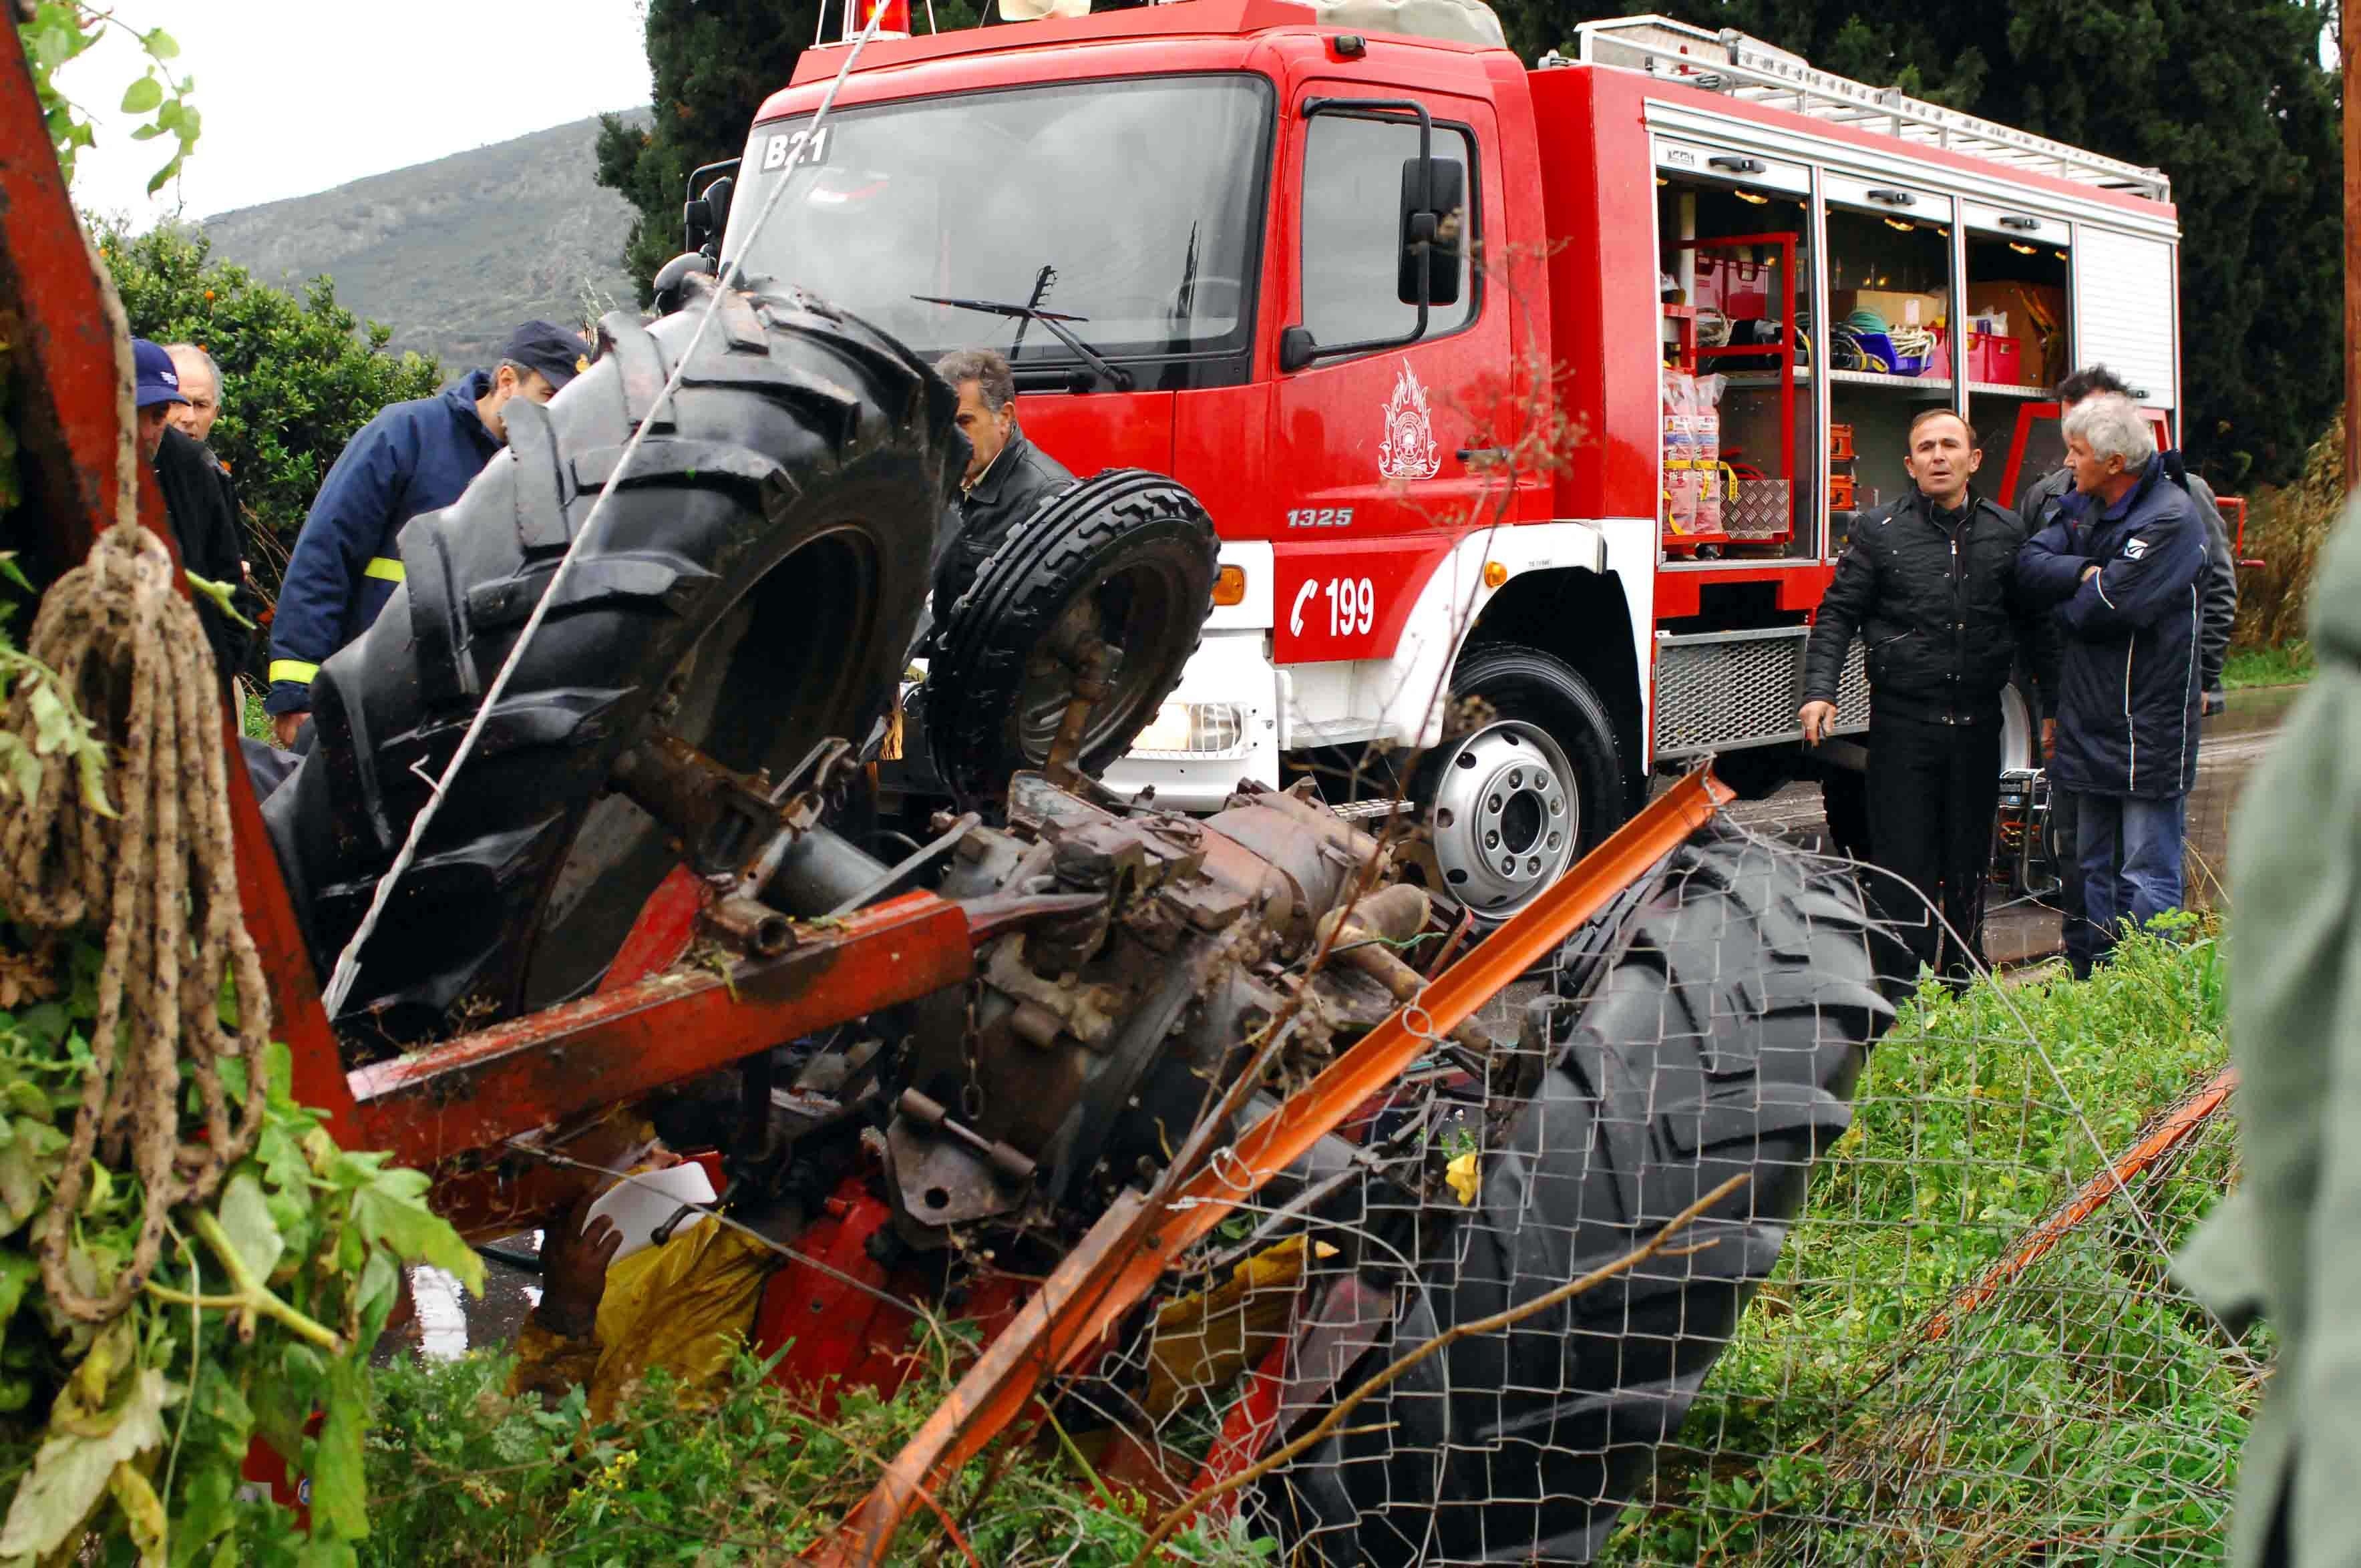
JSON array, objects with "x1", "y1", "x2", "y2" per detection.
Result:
[{"x1": 200, "y1": 114, "x2": 647, "y2": 371}]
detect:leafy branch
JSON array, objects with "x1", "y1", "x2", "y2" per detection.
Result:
[{"x1": 16, "y1": 3, "x2": 200, "y2": 196}]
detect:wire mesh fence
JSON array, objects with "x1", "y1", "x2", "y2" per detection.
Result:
[{"x1": 1039, "y1": 819, "x2": 2250, "y2": 1567}]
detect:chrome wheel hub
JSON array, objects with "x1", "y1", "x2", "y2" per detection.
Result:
[{"x1": 1429, "y1": 719, "x2": 1580, "y2": 916}]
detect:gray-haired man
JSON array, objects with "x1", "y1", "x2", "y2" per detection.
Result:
[
  {"x1": 930, "y1": 348, "x2": 1073, "y2": 622},
  {"x1": 2016, "y1": 393, "x2": 2206, "y2": 974}
]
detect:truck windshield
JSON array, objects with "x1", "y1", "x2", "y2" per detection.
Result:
[{"x1": 723, "y1": 75, "x2": 1272, "y2": 372}]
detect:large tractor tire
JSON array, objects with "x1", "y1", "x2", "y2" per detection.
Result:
[
  {"x1": 264, "y1": 281, "x2": 961, "y2": 1032},
  {"x1": 1262, "y1": 821, "x2": 1894, "y2": 1565},
  {"x1": 925, "y1": 469, "x2": 1216, "y2": 807},
  {"x1": 1416, "y1": 643, "x2": 1627, "y2": 923}
]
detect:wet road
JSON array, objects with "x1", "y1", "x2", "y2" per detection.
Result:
[{"x1": 389, "y1": 686, "x2": 2298, "y2": 1364}]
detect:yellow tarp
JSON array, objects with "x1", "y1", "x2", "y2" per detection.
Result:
[{"x1": 509, "y1": 1219, "x2": 773, "y2": 1420}]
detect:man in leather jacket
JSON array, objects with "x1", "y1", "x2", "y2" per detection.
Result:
[
  {"x1": 1801, "y1": 409, "x2": 2054, "y2": 982},
  {"x1": 930, "y1": 348, "x2": 1075, "y2": 624}
]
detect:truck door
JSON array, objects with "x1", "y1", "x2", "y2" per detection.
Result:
[{"x1": 1269, "y1": 85, "x2": 1514, "y2": 666}]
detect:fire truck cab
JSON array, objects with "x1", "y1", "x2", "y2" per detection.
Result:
[{"x1": 720, "y1": 5, "x2": 2181, "y2": 917}]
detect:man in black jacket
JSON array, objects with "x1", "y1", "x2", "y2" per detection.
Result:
[
  {"x1": 1801, "y1": 409, "x2": 2053, "y2": 980},
  {"x1": 133, "y1": 339, "x2": 255, "y2": 700},
  {"x1": 2015, "y1": 365, "x2": 2235, "y2": 975},
  {"x1": 930, "y1": 348, "x2": 1074, "y2": 622}
]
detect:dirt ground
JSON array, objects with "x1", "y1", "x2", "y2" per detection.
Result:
[{"x1": 391, "y1": 684, "x2": 2298, "y2": 1362}]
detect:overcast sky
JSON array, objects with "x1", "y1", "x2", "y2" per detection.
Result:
[{"x1": 57, "y1": 1, "x2": 655, "y2": 225}]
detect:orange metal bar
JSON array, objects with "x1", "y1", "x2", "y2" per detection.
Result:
[
  {"x1": 814, "y1": 766, "x2": 1733, "y2": 1565},
  {"x1": 349, "y1": 891, "x2": 972, "y2": 1173},
  {"x1": 1921, "y1": 1064, "x2": 2238, "y2": 1344}
]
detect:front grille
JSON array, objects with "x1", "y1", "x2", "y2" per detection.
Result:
[{"x1": 1653, "y1": 626, "x2": 1869, "y2": 759}]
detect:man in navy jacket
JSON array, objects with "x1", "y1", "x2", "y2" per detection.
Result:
[
  {"x1": 2016, "y1": 392, "x2": 2205, "y2": 975},
  {"x1": 263, "y1": 321, "x2": 586, "y2": 745}
]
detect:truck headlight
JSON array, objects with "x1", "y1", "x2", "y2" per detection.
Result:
[{"x1": 1131, "y1": 701, "x2": 1248, "y2": 755}]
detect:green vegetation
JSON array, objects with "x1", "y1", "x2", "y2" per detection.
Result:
[
  {"x1": 0, "y1": 930, "x2": 482, "y2": 1565},
  {"x1": 16, "y1": 2, "x2": 200, "y2": 194},
  {"x1": 2224, "y1": 640, "x2": 2315, "y2": 691},
  {"x1": 1605, "y1": 924, "x2": 2256, "y2": 1563},
  {"x1": 359, "y1": 1342, "x2": 1274, "y2": 1566}
]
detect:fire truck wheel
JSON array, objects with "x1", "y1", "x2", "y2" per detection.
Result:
[
  {"x1": 262, "y1": 281, "x2": 960, "y2": 1031},
  {"x1": 1419, "y1": 643, "x2": 1626, "y2": 921},
  {"x1": 1262, "y1": 821, "x2": 1893, "y2": 1566},
  {"x1": 925, "y1": 469, "x2": 1218, "y2": 807}
]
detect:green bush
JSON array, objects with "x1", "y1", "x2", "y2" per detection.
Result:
[
  {"x1": 361, "y1": 1338, "x2": 1276, "y2": 1566},
  {"x1": 96, "y1": 222, "x2": 444, "y2": 608}
]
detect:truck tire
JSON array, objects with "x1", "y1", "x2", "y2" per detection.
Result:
[
  {"x1": 925, "y1": 469, "x2": 1217, "y2": 808},
  {"x1": 1263, "y1": 821, "x2": 1893, "y2": 1565},
  {"x1": 1418, "y1": 644, "x2": 1626, "y2": 922},
  {"x1": 262, "y1": 282, "x2": 960, "y2": 1033}
]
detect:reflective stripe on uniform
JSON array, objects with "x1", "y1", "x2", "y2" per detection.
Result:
[
  {"x1": 364, "y1": 556, "x2": 405, "y2": 582},
  {"x1": 268, "y1": 658, "x2": 320, "y2": 686}
]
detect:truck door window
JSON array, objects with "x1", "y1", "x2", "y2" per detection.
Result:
[
  {"x1": 1300, "y1": 115, "x2": 1476, "y2": 350},
  {"x1": 1825, "y1": 188, "x2": 1957, "y2": 550},
  {"x1": 1657, "y1": 170, "x2": 1820, "y2": 565}
]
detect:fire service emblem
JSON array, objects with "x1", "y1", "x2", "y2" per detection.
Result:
[{"x1": 1377, "y1": 361, "x2": 1441, "y2": 481}]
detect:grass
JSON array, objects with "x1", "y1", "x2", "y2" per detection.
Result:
[
  {"x1": 1601, "y1": 922, "x2": 2257, "y2": 1564},
  {"x1": 2222, "y1": 640, "x2": 2314, "y2": 690}
]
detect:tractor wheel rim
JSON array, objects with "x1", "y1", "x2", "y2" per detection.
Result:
[
  {"x1": 1429, "y1": 719, "x2": 1580, "y2": 916},
  {"x1": 1014, "y1": 556, "x2": 1189, "y2": 767}
]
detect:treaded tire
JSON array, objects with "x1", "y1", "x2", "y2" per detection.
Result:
[
  {"x1": 1417, "y1": 643, "x2": 1628, "y2": 922},
  {"x1": 926, "y1": 469, "x2": 1216, "y2": 807},
  {"x1": 264, "y1": 279, "x2": 960, "y2": 1032},
  {"x1": 1262, "y1": 821, "x2": 1893, "y2": 1565}
]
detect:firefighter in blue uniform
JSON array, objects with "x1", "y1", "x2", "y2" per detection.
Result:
[{"x1": 264, "y1": 321, "x2": 586, "y2": 746}]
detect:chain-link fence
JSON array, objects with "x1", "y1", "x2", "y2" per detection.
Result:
[{"x1": 1037, "y1": 819, "x2": 2249, "y2": 1566}]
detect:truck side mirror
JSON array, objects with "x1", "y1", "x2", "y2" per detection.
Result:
[
  {"x1": 1397, "y1": 156, "x2": 1465, "y2": 308},
  {"x1": 702, "y1": 176, "x2": 735, "y2": 248},
  {"x1": 682, "y1": 158, "x2": 745, "y2": 260}
]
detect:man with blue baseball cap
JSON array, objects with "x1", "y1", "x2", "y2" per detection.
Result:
[
  {"x1": 263, "y1": 319, "x2": 589, "y2": 746},
  {"x1": 136, "y1": 338, "x2": 256, "y2": 693}
]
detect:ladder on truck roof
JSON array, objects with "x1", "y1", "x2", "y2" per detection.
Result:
[{"x1": 1569, "y1": 14, "x2": 2170, "y2": 202}]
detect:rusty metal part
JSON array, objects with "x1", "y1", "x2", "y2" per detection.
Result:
[
  {"x1": 701, "y1": 896, "x2": 796, "y2": 957},
  {"x1": 1201, "y1": 782, "x2": 1390, "y2": 953},
  {"x1": 347, "y1": 892, "x2": 972, "y2": 1173},
  {"x1": 1314, "y1": 900, "x2": 1492, "y2": 1059},
  {"x1": 811, "y1": 765, "x2": 1736, "y2": 1565},
  {"x1": 895, "y1": 1089, "x2": 1038, "y2": 1184},
  {"x1": 1042, "y1": 634, "x2": 1114, "y2": 791},
  {"x1": 611, "y1": 731, "x2": 796, "y2": 876},
  {"x1": 956, "y1": 890, "x2": 1110, "y2": 944}
]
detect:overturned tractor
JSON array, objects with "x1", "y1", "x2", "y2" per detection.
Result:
[{"x1": 222, "y1": 278, "x2": 1891, "y2": 1561}]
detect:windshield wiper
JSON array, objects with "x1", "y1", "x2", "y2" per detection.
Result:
[{"x1": 912, "y1": 293, "x2": 1135, "y2": 391}]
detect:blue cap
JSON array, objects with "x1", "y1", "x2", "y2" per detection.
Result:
[
  {"x1": 133, "y1": 339, "x2": 188, "y2": 409},
  {"x1": 500, "y1": 320, "x2": 591, "y2": 390}
]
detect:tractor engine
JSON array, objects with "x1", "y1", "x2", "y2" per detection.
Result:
[{"x1": 751, "y1": 770, "x2": 1421, "y2": 1255}]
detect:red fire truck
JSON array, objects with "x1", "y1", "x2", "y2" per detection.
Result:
[{"x1": 713, "y1": 5, "x2": 2184, "y2": 917}]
